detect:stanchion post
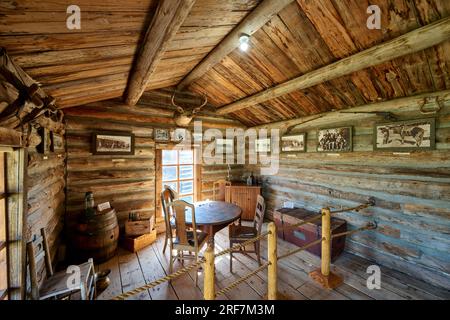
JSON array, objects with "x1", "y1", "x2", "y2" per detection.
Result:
[
  {"x1": 321, "y1": 207, "x2": 331, "y2": 277},
  {"x1": 204, "y1": 246, "x2": 215, "y2": 300},
  {"x1": 309, "y1": 207, "x2": 343, "y2": 289},
  {"x1": 267, "y1": 222, "x2": 278, "y2": 300}
]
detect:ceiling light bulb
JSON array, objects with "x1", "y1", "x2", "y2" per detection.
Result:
[{"x1": 239, "y1": 34, "x2": 250, "y2": 52}]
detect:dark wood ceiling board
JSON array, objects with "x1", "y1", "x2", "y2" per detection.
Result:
[
  {"x1": 263, "y1": 97, "x2": 302, "y2": 119},
  {"x1": 0, "y1": 32, "x2": 141, "y2": 54},
  {"x1": 411, "y1": 0, "x2": 450, "y2": 25},
  {"x1": 296, "y1": 0, "x2": 358, "y2": 59},
  {"x1": 0, "y1": 0, "x2": 157, "y2": 12},
  {"x1": 11, "y1": 45, "x2": 137, "y2": 69},
  {"x1": 0, "y1": 11, "x2": 151, "y2": 35},
  {"x1": 348, "y1": 69, "x2": 383, "y2": 103},
  {"x1": 166, "y1": 26, "x2": 235, "y2": 51},
  {"x1": 188, "y1": 78, "x2": 229, "y2": 107},
  {"x1": 287, "y1": 91, "x2": 325, "y2": 115}
]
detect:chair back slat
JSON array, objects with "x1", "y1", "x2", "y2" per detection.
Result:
[
  {"x1": 212, "y1": 179, "x2": 231, "y2": 201},
  {"x1": 161, "y1": 186, "x2": 177, "y2": 235},
  {"x1": 27, "y1": 228, "x2": 53, "y2": 299},
  {"x1": 253, "y1": 195, "x2": 266, "y2": 233},
  {"x1": 168, "y1": 200, "x2": 198, "y2": 248}
]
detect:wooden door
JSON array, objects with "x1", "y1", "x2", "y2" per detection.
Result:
[{"x1": 0, "y1": 152, "x2": 7, "y2": 300}]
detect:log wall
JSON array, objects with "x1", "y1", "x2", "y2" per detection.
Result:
[
  {"x1": 65, "y1": 95, "x2": 244, "y2": 232},
  {"x1": 248, "y1": 101, "x2": 450, "y2": 290}
]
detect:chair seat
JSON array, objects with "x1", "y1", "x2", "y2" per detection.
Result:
[
  {"x1": 229, "y1": 225, "x2": 257, "y2": 240},
  {"x1": 173, "y1": 230, "x2": 209, "y2": 247},
  {"x1": 39, "y1": 260, "x2": 94, "y2": 300}
]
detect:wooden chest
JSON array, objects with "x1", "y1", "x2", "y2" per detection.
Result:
[{"x1": 274, "y1": 208, "x2": 347, "y2": 261}]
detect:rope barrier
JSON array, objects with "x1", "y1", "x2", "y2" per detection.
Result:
[
  {"x1": 277, "y1": 238, "x2": 324, "y2": 261},
  {"x1": 215, "y1": 262, "x2": 270, "y2": 297},
  {"x1": 214, "y1": 231, "x2": 270, "y2": 258},
  {"x1": 111, "y1": 258, "x2": 205, "y2": 300}
]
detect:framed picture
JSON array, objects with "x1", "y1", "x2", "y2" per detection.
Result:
[
  {"x1": 216, "y1": 138, "x2": 234, "y2": 154},
  {"x1": 281, "y1": 133, "x2": 306, "y2": 152},
  {"x1": 256, "y1": 138, "x2": 271, "y2": 153},
  {"x1": 373, "y1": 118, "x2": 435, "y2": 151},
  {"x1": 92, "y1": 131, "x2": 135, "y2": 155},
  {"x1": 154, "y1": 128, "x2": 170, "y2": 142},
  {"x1": 171, "y1": 128, "x2": 188, "y2": 143},
  {"x1": 37, "y1": 127, "x2": 51, "y2": 154},
  {"x1": 317, "y1": 127, "x2": 353, "y2": 153},
  {"x1": 51, "y1": 132, "x2": 64, "y2": 153}
]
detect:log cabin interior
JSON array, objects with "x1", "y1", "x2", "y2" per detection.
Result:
[{"x1": 0, "y1": 0, "x2": 449, "y2": 301}]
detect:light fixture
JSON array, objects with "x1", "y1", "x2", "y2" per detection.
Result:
[{"x1": 239, "y1": 34, "x2": 250, "y2": 52}]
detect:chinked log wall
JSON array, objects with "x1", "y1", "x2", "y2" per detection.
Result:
[
  {"x1": 65, "y1": 93, "x2": 244, "y2": 231},
  {"x1": 248, "y1": 100, "x2": 450, "y2": 290}
]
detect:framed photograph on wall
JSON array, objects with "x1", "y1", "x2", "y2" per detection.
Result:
[
  {"x1": 256, "y1": 138, "x2": 271, "y2": 153},
  {"x1": 154, "y1": 128, "x2": 170, "y2": 142},
  {"x1": 92, "y1": 131, "x2": 135, "y2": 155},
  {"x1": 373, "y1": 118, "x2": 435, "y2": 151},
  {"x1": 317, "y1": 127, "x2": 352, "y2": 153},
  {"x1": 51, "y1": 132, "x2": 64, "y2": 153},
  {"x1": 281, "y1": 133, "x2": 306, "y2": 152},
  {"x1": 171, "y1": 128, "x2": 188, "y2": 143}
]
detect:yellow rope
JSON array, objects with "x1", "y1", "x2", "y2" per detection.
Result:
[
  {"x1": 277, "y1": 238, "x2": 324, "y2": 261},
  {"x1": 214, "y1": 231, "x2": 270, "y2": 258},
  {"x1": 111, "y1": 258, "x2": 205, "y2": 300},
  {"x1": 331, "y1": 223, "x2": 377, "y2": 239},
  {"x1": 215, "y1": 262, "x2": 270, "y2": 297}
]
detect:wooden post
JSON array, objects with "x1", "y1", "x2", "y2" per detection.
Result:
[
  {"x1": 321, "y1": 208, "x2": 331, "y2": 277},
  {"x1": 203, "y1": 246, "x2": 215, "y2": 300},
  {"x1": 267, "y1": 222, "x2": 277, "y2": 300},
  {"x1": 309, "y1": 208, "x2": 343, "y2": 289}
]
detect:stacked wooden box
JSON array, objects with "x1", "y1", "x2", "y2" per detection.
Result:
[{"x1": 122, "y1": 215, "x2": 156, "y2": 253}]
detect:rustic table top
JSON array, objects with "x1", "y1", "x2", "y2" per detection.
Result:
[{"x1": 185, "y1": 201, "x2": 242, "y2": 226}]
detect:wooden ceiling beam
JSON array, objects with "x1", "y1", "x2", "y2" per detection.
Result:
[
  {"x1": 251, "y1": 89, "x2": 450, "y2": 131},
  {"x1": 216, "y1": 16, "x2": 450, "y2": 115},
  {"x1": 176, "y1": 0, "x2": 295, "y2": 90},
  {"x1": 124, "y1": 0, "x2": 196, "y2": 106}
]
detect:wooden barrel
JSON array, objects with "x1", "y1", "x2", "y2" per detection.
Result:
[{"x1": 68, "y1": 208, "x2": 119, "y2": 263}]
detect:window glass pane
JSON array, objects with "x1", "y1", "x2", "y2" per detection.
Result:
[
  {"x1": 180, "y1": 195, "x2": 193, "y2": 204},
  {"x1": 180, "y1": 180, "x2": 193, "y2": 195},
  {"x1": 162, "y1": 150, "x2": 178, "y2": 165},
  {"x1": 179, "y1": 150, "x2": 193, "y2": 164},
  {"x1": 162, "y1": 182, "x2": 178, "y2": 193},
  {"x1": 162, "y1": 166, "x2": 177, "y2": 181},
  {"x1": 179, "y1": 165, "x2": 193, "y2": 180}
]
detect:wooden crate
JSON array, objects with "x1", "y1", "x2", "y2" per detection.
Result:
[
  {"x1": 125, "y1": 216, "x2": 154, "y2": 237},
  {"x1": 121, "y1": 229, "x2": 157, "y2": 253}
]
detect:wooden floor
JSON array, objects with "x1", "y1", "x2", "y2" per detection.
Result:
[{"x1": 96, "y1": 223, "x2": 450, "y2": 300}]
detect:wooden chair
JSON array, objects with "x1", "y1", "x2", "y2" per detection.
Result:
[
  {"x1": 161, "y1": 185, "x2": 178, "y2": 254},
  {"x1": 26, "y1": 228, "x2": 96, "y2": 300},
  {"x1": 212, "y1": 179, "x2": 231, "y2": 201},
  {"x1": 166, "y1": 200, "x2": 209, "y2": 286},
  {"x1": 228, "y1": 195, "x2": 265, "y2": 273}
]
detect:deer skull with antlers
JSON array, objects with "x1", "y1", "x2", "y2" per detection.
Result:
[{"x1": 171, "y1": 91, "x2": 208, "y2": 127}]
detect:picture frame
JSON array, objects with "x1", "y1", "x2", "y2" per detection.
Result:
[
  {"x1": 51, "y1": 132, "x2": 64, "y2": 153},
  {"x1": 154, "y1": 128, "x2": 170, "y2": 142},
  {"x1": 92, "y1": 131, "x2": 135, "y2": 155},
  {"x1": 317, "y1": 127, "x2": 353, "y2": 153},
  {"x1": 373, "y1": 118, "x2": 436, "y2": 152},
  {"x1": 171, "y1": 128, "x2": 188, "y2": 143},
  {"x1": 216, "y1": 138, "x2": 234, "y2": 154},
  {"x1": 37, "y1": 127, "x2": 51, "y2": 154},
  {"x1": 256, "y1": 138, "x2": 271, "y2": 153},
  {"x1": 281, "y1": 133, "x2": 306, "y2": 152}
]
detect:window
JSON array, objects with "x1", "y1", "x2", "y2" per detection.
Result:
[{"x1": 162, "y1": 150, "x2": 195, "y2": 204}]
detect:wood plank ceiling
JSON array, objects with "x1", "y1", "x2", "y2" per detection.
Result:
[
  {"x1": 0, "y1": 0, "x2": 261, "y2": 108},
  {"x1": 186, "y1": 0, "x2": 450, "y2": 126},
  {"x1": 0, "y1": 0, "x2": 449, "y2": 126}
]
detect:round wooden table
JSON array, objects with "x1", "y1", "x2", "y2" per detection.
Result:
[{"x1": 185, "y1": 201, "x2": 242, "y2": 248}]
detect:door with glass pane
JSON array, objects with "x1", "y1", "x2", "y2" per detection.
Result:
[{"x1": 161, "y1": 149, "x2": 195, "y2": 204}]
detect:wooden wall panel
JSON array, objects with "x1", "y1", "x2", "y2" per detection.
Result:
[{"x1": 247, "y1": 101, "x2": 450, "y2": 289}]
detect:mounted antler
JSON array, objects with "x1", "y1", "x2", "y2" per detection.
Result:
[{"x1": 171, "y1": 91, "x2": 208, "y2": 127}]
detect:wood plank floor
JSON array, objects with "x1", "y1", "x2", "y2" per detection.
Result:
[{"x1": 96, "y1": 223, "x2": 450, "y2": 300}]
